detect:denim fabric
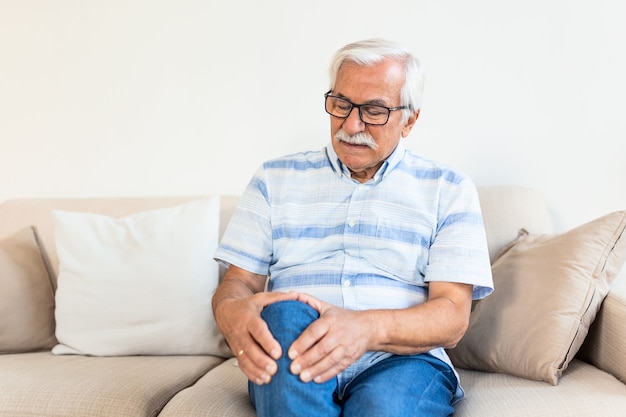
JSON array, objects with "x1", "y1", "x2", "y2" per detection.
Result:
[
  {"x1": 249, "y1": 300, "x2": 457, "y2": 417},
  {"x1": 249, "y1": 300, "x2": 340, "y2": 417}
]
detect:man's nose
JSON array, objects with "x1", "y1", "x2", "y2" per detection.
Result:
[{"x1": 342, "y1": 107, "x2": 365, "y2": 134}]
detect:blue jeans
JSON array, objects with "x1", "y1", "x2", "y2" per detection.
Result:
[{"x1": 249, "y1": 300, "x2": 457, "y2": 417}]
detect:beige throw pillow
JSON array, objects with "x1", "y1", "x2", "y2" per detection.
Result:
[
  {"x1": 448, "y1": 210, "x2": 626, "y2": 384},
  {"x1": 0, "y1": 227, "x2": 56, "y2": 353},
  {"x1": 52, "y1": 197, "x2": 230, "y2": 357}
]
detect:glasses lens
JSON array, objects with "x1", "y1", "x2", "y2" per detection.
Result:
[
  {"x1": 326, "y1": 96, "x2": 352, "y2": 117},
  {"x1": 360, "y1": 105, "x2": 389, "y2": 125}
]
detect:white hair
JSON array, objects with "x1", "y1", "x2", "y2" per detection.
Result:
[{"x1": 328, "y1": 38, "x2": 424, "y2": 120}]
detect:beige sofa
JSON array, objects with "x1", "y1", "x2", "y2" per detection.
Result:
[{"x1": 1, "y1": 186, "x2": 625, "y2": 417}]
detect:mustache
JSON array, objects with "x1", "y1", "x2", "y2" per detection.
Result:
[{"x1": 334, "y1": 129, "x2": 378, "y2": 150}]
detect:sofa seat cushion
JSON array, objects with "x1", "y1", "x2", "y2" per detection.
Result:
[
  {"x1": 0, "y1": 352, "x2": 224, "y2": 417},
  {"x1": 159, "y1": 358, "x2": 255, "y2": 417},
  {"x1": 455, "y1": 360, "x2": 626, "y2": 417}
]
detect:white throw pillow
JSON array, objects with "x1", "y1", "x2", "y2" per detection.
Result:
[{"x1": 52, "y1": 197, "x2": 230, "y2": 356}]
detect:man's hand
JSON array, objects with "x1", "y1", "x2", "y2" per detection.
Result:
[
  {"x1": 286, "y1": 281, "x2": 473, "y2": 384},
  {"x1": 212, "y1": 266, "x2": 298, "y2": 385},
  {"x1": 287, "y1": 292, "x2": 373, "y2": 384}
]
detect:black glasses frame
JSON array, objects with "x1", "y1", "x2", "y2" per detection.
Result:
[{"x1": 324, "y1": 90, "x2": 410, "y2": 126}]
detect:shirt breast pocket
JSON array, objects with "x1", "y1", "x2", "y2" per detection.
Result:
[{"x1": 364, "y1": 218, "x2": 432, "y2": 283}]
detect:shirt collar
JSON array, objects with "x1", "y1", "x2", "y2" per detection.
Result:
[{"x1": 325, "y1": 140, "x2": 407, "y2": 185}]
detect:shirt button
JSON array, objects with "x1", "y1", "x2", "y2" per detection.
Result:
[
  {"x1": 343, "y1": 280, "x2": 351, "y2": 287},
  {"x1": 348, "y1": 220, "x2": 355, "y2": 228}
]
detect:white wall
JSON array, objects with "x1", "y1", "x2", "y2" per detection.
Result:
[{"x1": 1, "y1": 0, "x2": 624, "y2": 231}]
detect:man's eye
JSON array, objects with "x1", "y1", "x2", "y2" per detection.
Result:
[
  {"x1": 363, "y1": 106, "x2": 387, "y2": 116},
  {"x1": 336, "y1": 101, "x2": 351, "y2": 111}
]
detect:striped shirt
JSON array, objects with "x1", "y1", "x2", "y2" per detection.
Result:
[{"x1": 214, "y1": 141, "x2": 493, "y2": 402}]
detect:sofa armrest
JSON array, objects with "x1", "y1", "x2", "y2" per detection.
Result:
[{"x1": 579, "y1": 276, "x2": 626, "y2": 383}]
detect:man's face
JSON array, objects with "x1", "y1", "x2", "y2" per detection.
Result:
[{"x1": 330, "y1": 59, "x2": 418, "y2": 183}]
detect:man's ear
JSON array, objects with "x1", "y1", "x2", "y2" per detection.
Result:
[{"x1": 401, "y1": 110, "x2": 420, "y2": 138}]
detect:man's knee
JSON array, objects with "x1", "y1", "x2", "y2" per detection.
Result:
[
  {"x1": 261, "y1": 300, "x2": 319, "y2": 348},
  {"x1": 250, "y1": 300, "x2": 340, "y2": 417}
]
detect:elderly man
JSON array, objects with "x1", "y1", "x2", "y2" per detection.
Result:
[{"x1": 212, "y1": 38, "x2": 493, "y2": 417}]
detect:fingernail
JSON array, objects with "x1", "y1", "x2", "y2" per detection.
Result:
[
  {"x1": 262, "y1": 373, "x2": 272, "y2": 384},
  {"x1": 271, "y1": 348, "x2": 280, "y2": 359},
  {"x1": 288, "y1": 349, "x2": 298, "y2": 360},
  {"x1": 266, "y1": 363, "x2": 277, "y2": 375},
  {"x1": 314, "y1": 375, "x2": 322, "y2": 383},
  {"x1": 300, "y1": 370, "x2": 311, "y2": 383},
  {"x1": 290, "y1": 363, "x2": 301, "y2": 374},
  {"x1": 255, "y1": 378, "x2": 264, "y2": 386}
]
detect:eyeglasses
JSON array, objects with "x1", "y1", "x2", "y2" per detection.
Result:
[{"x1": 324, "y1": 91, "x2": 410, "y2": 126}]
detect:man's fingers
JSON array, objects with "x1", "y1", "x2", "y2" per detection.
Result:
[
  {"x1": 259, "y1": 290, "x2": 300, "y2": 309},
  {"x1": 290, "y1": 291, "x2": 324, "y2": 313},
  {"x1": 293, "y1": 343, "x2": 351, "y2": 384},
  {"x1": 288, "y1": 307, "x2": 370, "y2": 384},
  {"x1": 288, "y1": 317, "x2": 329, "y2": 361},
  {"x1": 233, "y1": 316, "x2": 281, "y2": 386},
  {"x1": 248, "y1": 313, "x2": 282, "y2": 360},
  {"x1": 230, "y1": 293, "x2": 301, "y2": 385},
  {"x1": 236, "y1": 339, "x2": 278, "y2": 385}
]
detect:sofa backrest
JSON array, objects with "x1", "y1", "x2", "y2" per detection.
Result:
[{"x1": 0, "y1": 186, "x2": 552, "y2": 288}]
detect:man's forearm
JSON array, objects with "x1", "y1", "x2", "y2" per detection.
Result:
[
  {"x1": 367, "y1": 298, "x2": 469, "y2": 355},
  {"x1": 211, "y1": 265, "x2": 266, "y2": 315}
]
